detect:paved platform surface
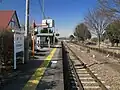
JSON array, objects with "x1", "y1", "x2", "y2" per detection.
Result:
[
  {"x1": 36, "y1": 47, "x2": 64, "y2": 90},
  {"x1": 1, "y1": 45, "x2": 64, "y2": 90}
]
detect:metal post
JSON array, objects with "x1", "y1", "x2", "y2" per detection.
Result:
[
  {"x1": 48, "y1": 27, "x2": 50, "y2": 49},
  {"x1": 32, "y1": 28, "x2": 35, "y2": 57},
  {"x1": 53, "y1": 27, "x2": 55, "y2": 45},
  {"x1": 14, "y1": 33, "x2": 16, "y2": 69},
  {"x1": 41, "y1": 0, "x2": 45, "y2": 19},
  {"x1": 24, "y1": 0, "x2": 29, "y2": 63},
  {"x1": 25, "y1": 0, "x2": 29, "y2": 37},
  {"x1": 43, "y1": 0, "x2": 45, "y2": 19},
  {"x1": 22, "y1": 33, "x2": 25, "y2": 64}
]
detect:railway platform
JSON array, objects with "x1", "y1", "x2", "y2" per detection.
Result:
[{"x1": 1, "y1": 44, "x2": 64, "y2": 90}]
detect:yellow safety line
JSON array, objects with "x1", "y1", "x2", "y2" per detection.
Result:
[{"x1": 22, "y1": 48, "x2": 57, "y2": 90}]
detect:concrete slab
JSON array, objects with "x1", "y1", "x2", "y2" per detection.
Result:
[
  {"x1": 36, "y1": 47, "x2": 64, "y2": 90},
  {"x1": 1, "y1": 48, "x2": 53, "y2": 90}
]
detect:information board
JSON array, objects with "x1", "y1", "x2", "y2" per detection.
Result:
[
  {"x1": 15, "y1": 33, "x2": 24, "y2": 53},
  {"x1": 13, "y1": 30, "x2": 24, "y2": 69}
]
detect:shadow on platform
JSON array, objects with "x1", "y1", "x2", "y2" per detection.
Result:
[{"x1": 1, "y1": 59, "x2": 45, "y2": 90}]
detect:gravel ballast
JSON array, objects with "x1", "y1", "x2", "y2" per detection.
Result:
[{"x1": 68, "y1": 43, "x2": 120, "y2": 90}]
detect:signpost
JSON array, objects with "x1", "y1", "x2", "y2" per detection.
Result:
[{"x1": 13, "y1": 30, "x2": 24, "y2": 69}]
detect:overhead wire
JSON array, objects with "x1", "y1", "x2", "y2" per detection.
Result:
[{"x1": 38, "y1": 0, "x2": 46, "y2": 19}]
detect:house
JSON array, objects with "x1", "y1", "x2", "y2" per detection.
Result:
[
  {"x1": 0, "y1": 10, "x2": 21, "y2": 30},
  {"x1": 0, "y1": 11, "x2": 24, "y2": 70}
]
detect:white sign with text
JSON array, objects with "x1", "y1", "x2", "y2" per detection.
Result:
[
  {"x1": 13, "y1": 30, "x2": 24, "y2": 69},
  {"x1": 15, "y1": 33, "x2": 24, "y2": 53}
]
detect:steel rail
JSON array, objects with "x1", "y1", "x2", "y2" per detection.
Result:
[{"x1": 65, "y1": 42, "x2": 108, "y2": 90}]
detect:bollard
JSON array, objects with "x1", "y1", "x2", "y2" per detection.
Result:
[{"x1": 86, "y1": 48, "x2": 90, "y2": 53}]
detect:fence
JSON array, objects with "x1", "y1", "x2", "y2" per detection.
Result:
[{"x1": 74, "y1": 42, "x2": 120, "y2": 58}]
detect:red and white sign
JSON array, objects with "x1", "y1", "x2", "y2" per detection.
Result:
[{"x1": 42, "y1": 19, "x2": 54, "y2": 28}]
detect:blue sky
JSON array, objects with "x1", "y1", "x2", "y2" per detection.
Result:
[{"x1": 0, "y1": 0, "x2": 98, "y2": 37}]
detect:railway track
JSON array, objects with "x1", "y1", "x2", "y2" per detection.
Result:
[{"x1": 64, "y1": 42, "x2": 110, "y2": 90}]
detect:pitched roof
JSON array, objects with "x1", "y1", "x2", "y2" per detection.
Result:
[{"x1": 0, "y1": 10, "x2": 15, "y2": 29}]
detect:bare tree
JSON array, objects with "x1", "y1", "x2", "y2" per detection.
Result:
[
  {"x1": 98, "y1": 0, "x2": 120, "y2": 19},
  {"x1": 85, "y1": 9, "x2": 110, "y2": 48}
]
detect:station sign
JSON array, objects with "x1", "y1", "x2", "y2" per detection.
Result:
[
  {"x1": 13, "y1": 29, "x2": 24, "y2": 69},
  {"x1": 42, "y1": 19, "x2": 55, "y2": 28},
  {"x1": 15, "y1": 33, "x2": 24, "y2": 53}
]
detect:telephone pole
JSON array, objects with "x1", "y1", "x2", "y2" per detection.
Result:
[
  {"x1": 24, "y1": 0, "x2": 29, "y2": 63},
  {"x1": 42, "y1": 0, "x2": 45, "y2": 19}
]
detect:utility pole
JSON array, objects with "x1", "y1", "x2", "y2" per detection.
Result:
[
  {"x1": 41, "y1": 0, "x2": 45, "y2": 19},
  {"x1": 43, "y1": 0, "x2": 45, "y2": 19},
  {"x1": 24, "y1": 0, "x2": 29, "y2": 63}
]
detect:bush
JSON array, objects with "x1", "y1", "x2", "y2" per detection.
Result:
[
  {"x1": 0, "y1": 29, "x2": 14, "y2": 72},
  {"x1": 91, "y1": 37, "x2": 98, "y2": 43}
]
